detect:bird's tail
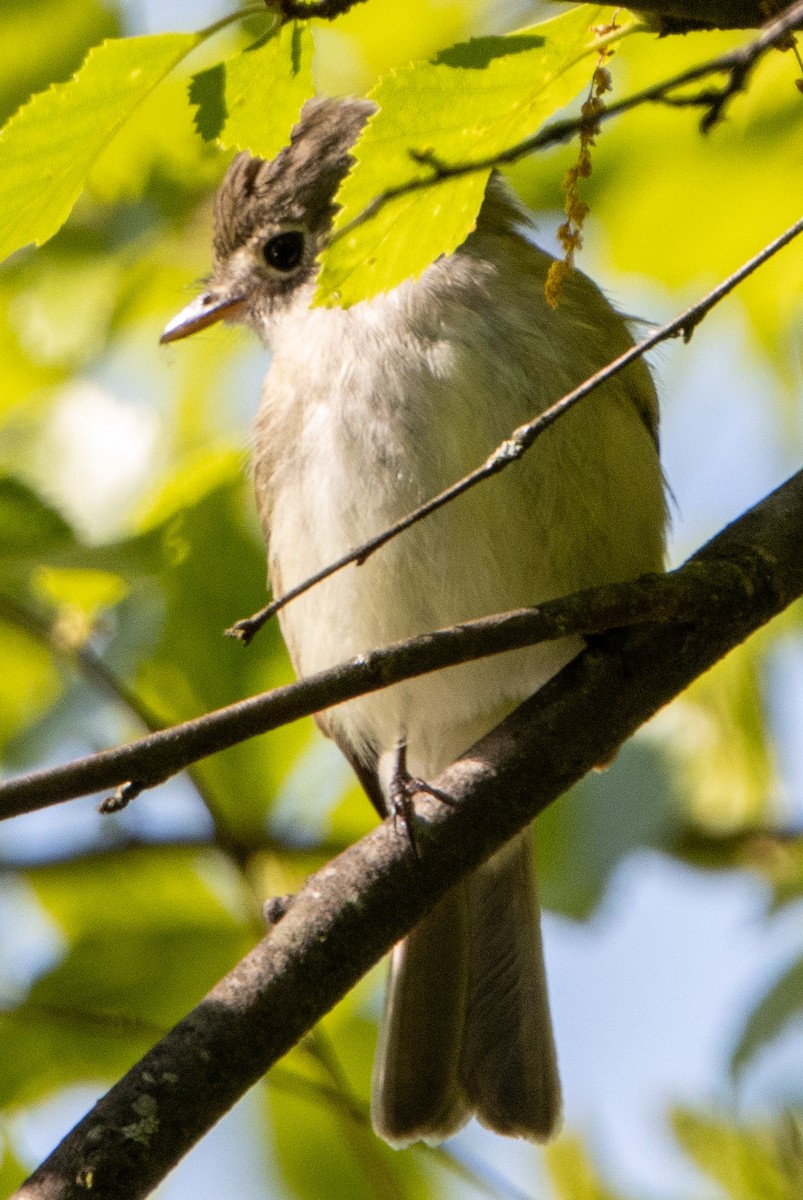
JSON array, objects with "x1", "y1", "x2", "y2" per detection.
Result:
[{"x1": 371, "y1": 830, "x2": 561, "y2": 1146}]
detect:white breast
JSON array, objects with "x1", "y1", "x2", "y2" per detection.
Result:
[{"x1": 253, "y1": 230, "x2": 666, "y2": 782}]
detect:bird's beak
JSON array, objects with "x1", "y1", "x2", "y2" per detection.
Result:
[{"x1": 160, "y1": 290, "x2": 248, "y2": 344}]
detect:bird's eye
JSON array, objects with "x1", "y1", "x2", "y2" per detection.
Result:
[{"x1": 263, "y1": 231, "x2": 305, "y2": 272}]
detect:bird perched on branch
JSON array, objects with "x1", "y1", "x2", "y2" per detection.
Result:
[{"x1": 162, "y1": 96, "x2": 667, "y2": 1146}]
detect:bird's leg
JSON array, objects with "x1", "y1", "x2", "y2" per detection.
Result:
[{"x1": 389, "y1": 740, "x2": 456, "y2": 859}]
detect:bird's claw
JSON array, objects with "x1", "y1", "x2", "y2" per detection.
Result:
[{"x1": 389, "y1": 742, "x2": 455, "y2": 860}]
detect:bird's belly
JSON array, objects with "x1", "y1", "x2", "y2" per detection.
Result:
[
  {"x1": 267, "y1": 404, "x2": 597, "y2": 778},
  {"x1": 258, "y1": 294, "x2": 665, "y2": 780}
]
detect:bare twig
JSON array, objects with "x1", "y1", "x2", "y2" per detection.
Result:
[
  {"x1": 229, "y1": 214, "x2": 803, "y2": 643},
  {"x1": 0, "y1": 594, "x2": 254, "y2": 864},
  {"x1": 0, "y1": 568, "x2": 718, "y2": 819},
  {"x1": 12, "y1": 464, "x2": 803, "y2": 1200},
  {"x1": 0, "y1": 594, "x2": 162, "y2": 732},
  {"x1": 4, "y1": 451, "x2": 803, "y2": 823}
]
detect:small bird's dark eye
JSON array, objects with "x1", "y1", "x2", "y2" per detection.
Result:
[{"x1": 263, "y1": 231, "x2": 304, "y2": 272}]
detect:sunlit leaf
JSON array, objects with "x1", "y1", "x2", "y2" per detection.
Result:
[
  {"x1": 0, "y1": 32, "x2": 200, "y2": 262},
  {"x1": 541, "y1": 25, "x2": 803, "y2": 368},
  {"x1": 191, "y1": 22, "x2": 315, "y2": 159},
  {"x1": 0, "y1": 1002, "x2": 152, "y2": 1108},
  {"x1": 316, "y1": 6, "x2": 608, "y2": 305},
  {"x1": 34, "y1": 567, "x2": 128, "y2": 619},
  {"x1": 15, "y1": 848, "x2": 257, "y2": 1041},
  {"x1": 0, "y1": 1131, "x2": 26, "y2": 1195},
  {"x1": 89, "y1": 71, "x2": 225, "y2": 204},
  {"x1": 658, "y1": 638, "x2": 778, "y2": 835},
  {"x1": 0, "y1": 622, "x2": 62, "y2": 746},
  {"x1": 0, "y1": 0, "x2": 119, "y2": 127},
  {"x1": 673, "y1": 1110, "x2": 796, "y2": 1200},
  {"x1": 545, "y1": 1135, "x2": 623, "y2": 1200},
  {"x1": 0, "y1": 848, "x2": 257, "y2": 1105},
  {"x1": 266, "y1": 1037, "x2": 426, "y2": 1200},
  {"x1": 6, "y1": 253, "x2": 124, "y2": 369},
  {"x1": 133, "y1": 455, "x2": 314, "y2": 841}
]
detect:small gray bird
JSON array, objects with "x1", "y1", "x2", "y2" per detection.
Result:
[{"x1": 163, "y1": 97, "x2": 667, "y2": 1146}]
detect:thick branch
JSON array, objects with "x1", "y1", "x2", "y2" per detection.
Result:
[
  {"x1": 13, "y1": 467, "x2": 803, "y2": 1200},
  {"x1": 611, "y1": 0, "x2": 801, "y2": 32}
]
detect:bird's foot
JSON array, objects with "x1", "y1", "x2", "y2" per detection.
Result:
[{"x1": 389, "y1": 741, "x2": 455, "y2": 860}]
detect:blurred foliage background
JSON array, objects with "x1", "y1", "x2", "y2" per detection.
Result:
[{"x1": 0, "y1": 1, "x2": 802, "y2": 1197}]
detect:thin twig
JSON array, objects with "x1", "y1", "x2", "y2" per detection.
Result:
[
  {"x1": 229, "y1": 213, "x2": 803, "y2": 643},
  {"x1": 0, "y1": 594, "x2": 254, "y2": 863},
  {"x1": 0, "y1": 563, "x2": 750, "y2": 819}
]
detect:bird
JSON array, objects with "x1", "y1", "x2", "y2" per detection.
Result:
[{"x1": 162, "y1": 96, "x2": 667, "y2": 1147}]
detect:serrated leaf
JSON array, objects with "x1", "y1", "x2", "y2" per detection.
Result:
[
  {"x1": 731, "y1": 955, "x2": 803, "y2": 1079},
  {"x1": 0, "y1": 0, "x2": 119, "y2": 128},
  {"x1": 0, "y1": 32, "x2": 199, "y2": 263},
  {"x1": 316, "y1": 5, "x2": 607, "y2": 305},
  {"x1": 89, "y1": 70, "x2": 225, "y2": 204},
  {"x1": 190, "y1": 22, "x2": 314, "y2": 159}
]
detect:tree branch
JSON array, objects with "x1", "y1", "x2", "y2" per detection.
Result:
[
  {"x1": 0, "y1": 594, "x2": 258, "y2": 866},
  {"x1": 231, "y1": 213, "x2": 803, "y2": 641},
  {"x1": 0, "y1": 559, "x2": 759, "y2": 819},
  {"x1": 601, "y1": 0, "x2": 801, "y2": 32},
  {"x1": 12, "y1": 465, "x2": 803, "y2": 1200}
]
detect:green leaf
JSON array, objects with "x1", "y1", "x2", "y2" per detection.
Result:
[
  {"x1": 672, "y1": 639, "x2": 777, "y2": 833},
  {"x1": 731, "y1": 955, "x2": 803, "y2": 1079},
  {"x1": 316, "y1": 5, "x2": 607, "y2": 305},
  {"x1": 0, "y1": 622, "x2": 62, "y2": 746},
  {"x1": 0, "y1": 849, "x2": 255, "y2": 1107},
  {"x1": 0, "y1": 32, "x2": 200, "y2": 263},
  {"x1": 545, "y1": 1135, "x2": 623, "y2": 1200},
  {"x1": 190, "y1": 22, "x2": 315, "y2": 159},
  {"x1": 0, "y1": 0, "x2": 119, "y2": 128},
  {"x1": 88, "y1": 71, "x2": 225, "y2": 204},
  {"x1": 673, "y1": 1110, "x2": 795, "y2": 1200},
  {"x1": 0, "y1": 1134, "x2": 26, "y2": 1196},
  {"x1": 0, "y1": 476, "x2": 74, "y2": 557},
  {"x1": 537, "y1": 738, "x2": 681, "y2": 920},
  {"x1": 18, "y1": 849, "x2": 256, "y2": 1034},
  {"x1": 132, "y1": 454, "x2": 315, "y2": 841},
  {"x1": 266, "y1": 1043, "x2": 426, "y2": 1200},
  {"x1": 34, "y1": 566, "x2": 128, "y2": 618}
]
